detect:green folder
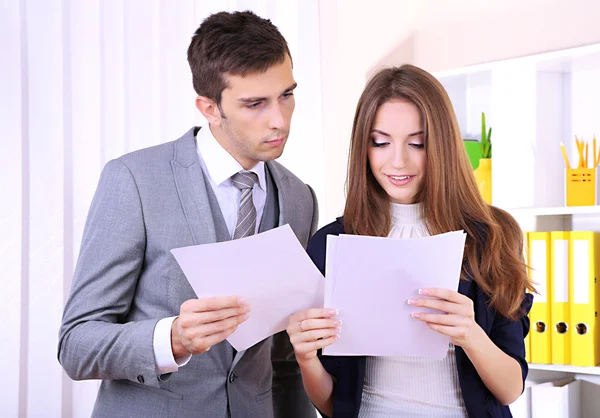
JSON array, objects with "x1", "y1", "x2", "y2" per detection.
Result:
[{"x1": 463, "y1": 139, "x2": 482, "y2": 170}]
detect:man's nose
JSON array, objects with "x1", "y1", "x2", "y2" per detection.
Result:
[{"x1": 268, "y1": 103, "x2": 286, "y2": 130}]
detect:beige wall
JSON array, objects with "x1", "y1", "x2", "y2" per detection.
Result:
[{"x1": 318, "y1": 0, "x2": 600, "y2": 222}]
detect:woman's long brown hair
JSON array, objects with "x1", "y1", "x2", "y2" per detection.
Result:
[{"x1": 344, "y1": 65, "x2": 534, "y2": 320}]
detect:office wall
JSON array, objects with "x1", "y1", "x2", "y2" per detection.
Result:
[{"x1": 0, "y1": 1, "x2": 322, "y2": 416}]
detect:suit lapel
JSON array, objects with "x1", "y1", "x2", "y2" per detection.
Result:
[
  {"x1": 171, "y1": 127, "x2": 217, "y2": 245},
  {"x1": 231, "y1": 349, "x2": 245, "y2": 370},
  {"x1": 266, "y1": 161, "x2": 295, "y2": 228}
]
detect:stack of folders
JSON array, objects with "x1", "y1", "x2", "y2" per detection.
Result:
[{"x1": 523, "y1": 231, "x2": 600, "y2": 367}]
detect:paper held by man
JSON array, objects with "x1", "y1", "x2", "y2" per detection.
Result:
[
  {"x1": 171, "y1": 225, "x2": 466, "y2": 355},
  {"x1": 171, "y1": 224, "x2": 325, "y2": 351}
]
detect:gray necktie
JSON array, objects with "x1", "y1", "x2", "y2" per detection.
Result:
[{"x1": 231, "y1": 171, "x2": 259, "y2": 240}]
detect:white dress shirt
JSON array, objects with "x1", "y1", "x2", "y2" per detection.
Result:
[{"x1": 152, "y1": 125, "x2": 267, "y2": 374}]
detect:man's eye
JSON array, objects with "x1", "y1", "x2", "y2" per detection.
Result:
[
  {"x1": 247, "y1": 102, "x2": 262, "y2": 109},
  {"x1": 282, "y1": 92, "x2": 294, "y2": 98}
]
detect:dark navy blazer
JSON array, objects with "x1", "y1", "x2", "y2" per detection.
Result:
[{"x1": 307, "y1": 218, "x2": 533, "y2": 418}]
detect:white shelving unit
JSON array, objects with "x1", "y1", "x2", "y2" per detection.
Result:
[
  {"x1": 434, "y1": 44, "x2": 600, "y2": 413},
  {"x1": 434, "y1": 43, "x2": 600, "y2": 216},
  {"x1": 506, "y1": 204, "x2": 600, "y2": 233},
  {"x1": 507, "y1": 205, "x2": 600, "y2": 217},
  {"x1": 433, "y1": 42, "x2": 600, "y2": 233},
  {"x1": 529, "y1": 363, "x2": 600, "y2": 377}
]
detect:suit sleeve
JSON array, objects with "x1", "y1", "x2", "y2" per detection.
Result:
[{"x1": 57, "y1": 159, "x2": 162, "y2": 388}]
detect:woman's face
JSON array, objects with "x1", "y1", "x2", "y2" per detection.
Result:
[{"x1": 367, "y1": 99, "x2": 426, "y2": 204}]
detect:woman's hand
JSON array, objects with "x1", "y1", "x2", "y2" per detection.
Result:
[
  {"x1": 411, "y1": 287, "x2": 525, "y2": 405},
  {"x1": 409, "y1": 288, "x2": 485, "y2": 350},
  {"x1": 287, "y1": 309, "x2": 339, "y2": 416},
  {"x1": 286, "y1": 308, "x2": 340, "y2": 363}
]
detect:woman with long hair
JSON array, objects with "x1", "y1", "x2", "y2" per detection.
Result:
[{"x1": 287, "y1": 64, "x2": 534, "y2": 417}]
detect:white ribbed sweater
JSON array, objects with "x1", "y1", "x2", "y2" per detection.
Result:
[{"x1": 358, "y1": 203, "x2": 468, "y2": 418}]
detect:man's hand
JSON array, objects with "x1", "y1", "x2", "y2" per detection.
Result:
[{"x1": 171, "y1": 296, "x2": 251, "y2": 358}]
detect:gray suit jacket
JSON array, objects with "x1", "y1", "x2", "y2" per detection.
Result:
[{"x1": 58, "y1": 127, "x2": 319, "y2": 418}]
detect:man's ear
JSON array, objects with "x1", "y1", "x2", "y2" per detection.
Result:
[{"x1": 195, "y1": 96, "x2": 223, "y2": 126}]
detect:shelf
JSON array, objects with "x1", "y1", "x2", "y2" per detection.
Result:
[
  {"x1": 505, "y1": 205, "x2": 600, "y2": 217},
  {"x1": 434, "y1": 42, "x2": 600, "y2": 79},
  {"x1": 529, "y1": 363, "x2": 600, "y2": 376}
]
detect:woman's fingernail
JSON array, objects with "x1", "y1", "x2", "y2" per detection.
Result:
[
  {"x1": 333, "y1": 320, "x2": 341, "y2": 326},
  {"x1": 412, "y1": 312, "x2": 421, "y2": 319},
  {"x1": 335, "y1": 327, "x2": 342, "y2": 333},
  {"x1": 238, "y1": 297, "x2": 246, "y2": 304},
  {"x1": 244, "y1": 304, "x2": 252, "y2": 312},
  {"x1": 328, "y1": 309, "x2": 338, "y2": 315},
  {"x1": 418, "y1": 289, "x2": 429, "y2": 295},
  {"x1": 407, "y1": 299, "x2": 414, "y2": 305}
]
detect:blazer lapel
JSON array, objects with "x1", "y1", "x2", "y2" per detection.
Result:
[
  {"x1": 458, "y1": 277, "x2": 473, "y2": 296},
  {"x1": 171, "y1": 127, "x2": 217, "y2": 245}
]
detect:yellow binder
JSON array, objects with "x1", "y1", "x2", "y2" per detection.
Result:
[
  {"x1": 523, "y1": 232, "x2": 532, "y2": 363},
  {"x1": 569, "y1": 232, "x2": 600, "y2": 366},
  {"x1": 550, "y1": 231, "x2": 571, "y2": 365},
  {"x1": 528, "y1": 232, "x2": 552, "y2": 364}
]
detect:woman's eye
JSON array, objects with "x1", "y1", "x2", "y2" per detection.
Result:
[
  {"x1": 371, "y1": 137, "x2": 389, "y2": 148},
  {"x1": 371, "y1": 138, "x2": 389, "y2": 148}
]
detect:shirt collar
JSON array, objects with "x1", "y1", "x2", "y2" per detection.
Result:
[{"x1": 196, "y1": 125, "x2": 266, "y2": 191}]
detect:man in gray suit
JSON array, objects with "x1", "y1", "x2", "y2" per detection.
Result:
[{"x1": 58, "y1": 11, "x2": 317, "y2": 418}]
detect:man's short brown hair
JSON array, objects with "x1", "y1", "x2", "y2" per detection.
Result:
[{"x1": 187, "y1": 10, "x2": 292, "y2": 105}]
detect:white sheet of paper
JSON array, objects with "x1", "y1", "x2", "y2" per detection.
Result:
[
  {"x1": 323, "y1": 231, "x2": 467, "y2": 358},
  {"x1": 170, "y1": 224, "x2": 324, "y2": 351}
]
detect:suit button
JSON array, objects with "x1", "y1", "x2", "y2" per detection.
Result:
[
  {"x1": 228, "y1": 372, "x2": 236, "y2": 383},
  {"x1": 137, "y1": 375, "x2": 145, "y2": 384}
]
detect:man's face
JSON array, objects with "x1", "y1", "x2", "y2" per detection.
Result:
[{"x1": 211, "y1": 55, "x2": 296, "y2": 169}]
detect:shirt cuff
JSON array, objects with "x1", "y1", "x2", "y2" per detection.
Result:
[{"x1": 153, "y1": 316, "x2": 192, "y2": 374}]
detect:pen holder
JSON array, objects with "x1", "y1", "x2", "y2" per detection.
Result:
[{"x1": 566, "y1": 168, "x2": 596, "y2": 206}]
